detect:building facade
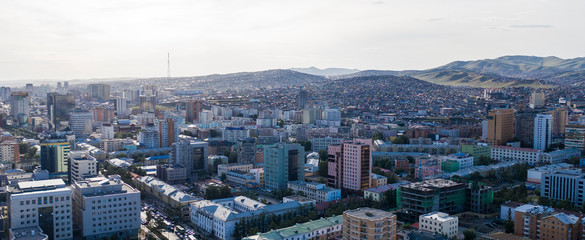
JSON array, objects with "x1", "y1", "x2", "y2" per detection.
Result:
[
  {"x1": 264, "y1": 143, "x2": 305, "y2": 191},
  {"x1": 342, "y1": 208, "x2": 397, "y2": 240}
]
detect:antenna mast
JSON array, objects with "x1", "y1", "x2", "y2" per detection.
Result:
[{"x1": 167, "y1": 52, "x2": 171, "y2": 80}]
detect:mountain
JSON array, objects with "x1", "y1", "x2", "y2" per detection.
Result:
[
  {"x1": 127, "y1": 69, "x2": 328, "y2": 90},
  {"x1": 290, "y1": 67, "x2": 360, "y2": 76}
]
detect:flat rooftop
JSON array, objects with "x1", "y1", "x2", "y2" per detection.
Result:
[
  {"x1": 17, "y1": 179, "x2": 66, "y2": 190},
  {"x1": 344, "y1": 207, "x2": 394, "y2": 221},
  {"x1": 402, "y1": 179, "x2": 463, "y2": 191}
]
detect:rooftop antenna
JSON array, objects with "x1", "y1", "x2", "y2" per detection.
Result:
[{"x1": 167, "y1": 52, "x2": 171, "y2": 80}]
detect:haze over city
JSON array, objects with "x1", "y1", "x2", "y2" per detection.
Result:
[{"x1": 1, "y1": 0, "x2": 585, "y2": 82}]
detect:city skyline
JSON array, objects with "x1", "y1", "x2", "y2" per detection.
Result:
[{"x1": 1, "y1": 0, "x2": 584, "y2": 82}]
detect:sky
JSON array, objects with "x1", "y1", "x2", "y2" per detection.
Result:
[{"x1": 1, "y1": 0, "x2": 584, "y2": 83}]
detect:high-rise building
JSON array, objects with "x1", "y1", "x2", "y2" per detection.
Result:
[
  {"x1": 399, "y1": 179, "x2": 467, "y2": 222},
  {"x1": 159, "y1": 118, "x2": 178, "y2": 148},
  {"x1": 514, "y1": 110, "x2": 537, "y2": 148},
  {"x1": 87, "y1": 83, "x2": 111, "y2": 101},
  {"x1": 9, "y1": 92, "x2": 30, "y2": 124},
  {"x1": 47, "y1": 92, "x2": 76, "y2": 130},
  {"x1": 342, "y1": 208, "x2": 397, "y2": 240},
  {"x1": 327, "y1": 139, "x2": 372, "y2": 192},
  {"x1": 139, "y1": 95, "x2": 156, "y2": 113},
  {"x1": 40, "y1": 141, "x2": 70, "y2": 175},
  {"x1": 487, "y1": 108, "x2": 515, "y2": 146},
  {"x1": 264, "y1": 143, "x2": 305, "y2": 192},
  {"x1": 138, "y1": 124, "x2": 159, "y2": 149},
  {"x1": 185, "y1": 100, "x2": 203, "y2": 123},
  {"x1": 222, "y1": 127, "x2": 250, "y2": 142},
  {"x1": 69, "y1": 109, "x2": 93, "y2": 138},
  {"x1": 8, "y1": 179, "x2": 73, "y2": 240},
  {"x1": 68, "y1": 151, "x2": 97, "y2": 183},
  {"x1": 297, "y1": 88, "x2": 309, "y2": 109},
  {"x1": 550, "y1": 107, "x2": 568, "y2": 137},
  {"x1": 170, "y1": 139, "x2": 209, "y2": 178},
  {"x1": 115, "y1": 96, "x2": 129, "y2": 117},
  {"x1": 71, "y1": 176, "x2": 141, "y2": 239},
  {"x1": 529, "y1": 92, "x2": 545, "y2": 109},
  {"x1": 101, "y1": 123, "x2": 115, "y2": 140},
  {"x1": 534, "y1": 114, "x2": 552, "y2": 150},
  {"x1": 564, "y1": 125, "x2": 585, "y2": 151},
  {"x1": 237, "y1": 138, "x2": 257, "y2": 165},
  {"x1": 0, "y1": 86, "x2": 11, "y2": 101}
]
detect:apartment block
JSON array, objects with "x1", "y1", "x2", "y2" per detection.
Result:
[
  {"x1": 342, "y1": 207, "x2": 397, "y2": 240},
  {"x1": 399, "y1": 179, "x2": 467, "y2": 222},
  {"x1": 327, "y1": 139, "x2": 372, "y2": 192},
  {"x1": 419, "y1": 212, "x2": 458, "y2": 238},
  {"x1": 541, "y1": 169, "x2": 585, "y2": 207}
]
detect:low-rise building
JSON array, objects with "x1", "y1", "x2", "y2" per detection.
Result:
[
  {"x1": 342, "y1": 207, "x2": 397, "y2": 240},
  {"x1": 243, "y1": 215, "x2": 343, "y2": 240},
  {"x1": 225, "y1": 170, "x2": 256, "y2": 187},
  {"x1": 135, "y1": 176, "x2": 199, "y2": 218},
  {"x1": 526, "y1": 163, "x2": 573, "y2": 184},
  {"x1": 287, "y1": 180, "x2": 341, "y2": 203},
  {"x1": 371, "y1": 173, "x2": 388, "y2": 187},
  {"x1": 250, "y1": 168, "x2": 264, "y2": 187},
  {"x1": 419, "y1": 212, "x2": 458, "y2": 238},
  {"x1": 69, "y1": 151, "x2": 98, "y2": 183},
  {"x1": 491, "y1": 146, "x2": 541, "y2": 164},
  {"x1": 217, "y1": 163, "x2": 253, "y2": 177},
  {"x1": 71, "y1": 176, "x2": 141, "y2": 240}
]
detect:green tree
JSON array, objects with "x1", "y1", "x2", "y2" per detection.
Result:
[
  {"x1": 318, "y1": 160, "x2": 329, "y2": 177},
  {"x1": 299, "y1": 140, "x2": 312, "y2": 152},
  {"x1": 463, "y1": 229, "x2": 477, "y2": 240},
  {"x1": 504, "y1": 220, "x2": 514, "y2": 233},
  {"x1": 392, "y1": 135, "x2": 409, "y2": 144},
  {"x1": 372, "y1": 132, "x2": 384, "y2": 141},
  {"x1": 318, "y1": 149, "x2": 328, "y2": 161}
]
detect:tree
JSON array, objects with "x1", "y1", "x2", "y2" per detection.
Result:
[
  {"x1": 463, "y1": 229, "x2": 477, "y2": 240},
  {"x1": 392, "y1": 135, "x2": 409, "y2": 144},
  {"x1": 372, "y1": 132, "x2": 384, "y2": 141},
  {"x1": 318, "y1": 160, "x2": 329, "y2": 177},
  {"x1": 299, "y1": 140, "x2": 312, "y2": 152},
  {"x1": 209, "y1": 129, "x2": 221, "y2": 138},
  {"x1": 318, "y1": 149, "x2": 328, "y2": 161},
  {"x1": 504, "y1": 220, "x2": 514, "y2": 233}
]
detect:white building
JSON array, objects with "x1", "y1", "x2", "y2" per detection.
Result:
[
  {"x1": 222, "y1": 127, "x2": 250, "y2": 142},
  {"x1": 529, "y1": 92, "x2": 545, "y2": 109},
  {"x1": 71, "y1": 176, "x2": 141, "y2": 240},
  {"x1": 101, "y1": 124, "x2": 115, "y2": 140},
  {"x1": 419, "y1": 212, "x2": 458, "y2": 238},
  {"x1": 190, "y1": 196, "x2": 303, "y2": 240},
  {"x1": 8, "y1": 179, "x2": 73, "y2": 240},
  {"x1": 69, "y1": 110, "x2": 94, "y2": 138},
  {"x1": 539, "y1": 149, "x2": 581, "y2": 164},
  {"x1": 287, "y1": 180, "x2": 341, "y2": 203},
  {"x1": 137, "y1": 112, "x2": 156, "y2": 126},
  {"x1": 69, "y1": 151, "x2": 98, "y2": 182},
  {"x1": 534, "y1": 114, "x2": 552, "y2": 150},
  {"x1": 138, "y1": 124, "x2": 159, "y2": 149},
  {"x1": 541, "y1": 169, "x2": 585, "y2": 207},
  {"x1": 491, "y1": 146, "x2": 542, "y2": 164},
  {"x1": 442, "y1": 153, "x2": 474, "y2": 170},
  {"x1": 249, "y1": 168, "x2": 264, "y2": 187},
  {"x1": 527, "y1": 163, "x2": 573, "y2": 184},
  {"x1": 115, "y1": 96, "x2": 129, "y2": 117}
]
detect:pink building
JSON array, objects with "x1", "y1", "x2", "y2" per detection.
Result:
[
  {"x1": 328, "y1": 139, "x2": 372, "y2": 192},
  {"x1": 414, "y1": 157, "x2": 442, "y2": 179}
]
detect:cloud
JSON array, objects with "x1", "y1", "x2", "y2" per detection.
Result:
[
  {"x1": 509, "y1": 24, "x2": 553, "y2": 28},
  {"x1": 372, "y1": 1, "x2": 384, "y2": 4},
  {"x1": 427, "y1": 18, "x2": 445, "y2": 22}
]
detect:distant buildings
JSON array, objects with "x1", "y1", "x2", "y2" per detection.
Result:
[
  {"x1": 565, "y1": 125, "x2": 585, "y2": 151},
  {"x1": 297, "y1": 88, "x2": 309, "y2": 109},
  {"x1": 264, "y1": 143, "x2": 305, "y2": 191},
  {"x1": 185, "y1": 100, "x2": 203, "y2": 123},
  {"x1": 47, "y1": 92, "x2": 75, "y2": 130},
  {"x1": 9, "y1": 92, "x2": 29, "y2": 125},
  {"x1": 529, "y1": 92, "x2": 545, "y2": 109},
  {"x1": 342, "y1": 207, "x2": 397, "y2": 240},
  {"x1": 217, "y1": 163, "x2": 253, "y2": 178},
  {"x1": 69, "y1": 109, "x2": 93, "y2": 138},
  {"x1": 87, "y1": 83, "x2": 111, "y2": 102},
  {"x1": 236, "y1": 138, "x2": 256, "y2": 165},
  {"x1": 139, "y1": 94, "x2": 156, "y2": 113},
  {"x1": 222, "y1": 127, "x2": 250, "y2": 142},
  {"x1": 156, "y1": 164, "x2": 187, "y2": 184}
]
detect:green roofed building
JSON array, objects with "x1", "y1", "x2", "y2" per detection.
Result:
[
  {"x1": 243, "y1": 215, "x2": 343, "y2": 240},
  {"x1": 398, "y1": 179, "x2": 467, "y2": 222}
]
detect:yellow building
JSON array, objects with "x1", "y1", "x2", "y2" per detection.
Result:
[
  {"x1": 342, "y1": 207, "x2": 397, "y2": 240},
  {"x1": 487, "y1": 108, "x2": 515, "y2": 146}
]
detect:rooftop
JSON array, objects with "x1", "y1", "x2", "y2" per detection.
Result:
[
  {"x1": 402, "y1": 178, "x2": 463, "y2": 191},
  {"x1": 243, "y1": 215, "x2": 343, "y2": 240},
  {"x1": 9, "y1": 226, "x2": 48, "y2": 240},
  {"x1": 420, "y1": 212, "x2": 457, "y2": 222},
  {"x1": 344, "y1": 207, "x2": 394, "y2": 221}
]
